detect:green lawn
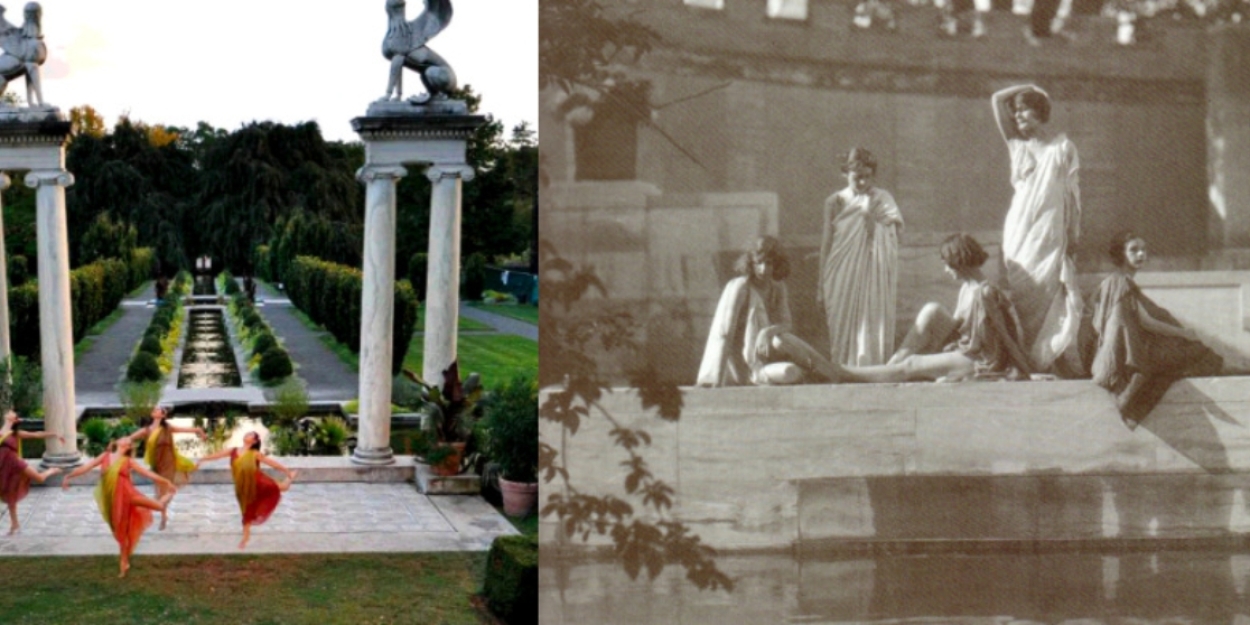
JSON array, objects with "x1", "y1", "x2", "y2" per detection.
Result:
[
  {"x1": 469, "y1": 302, "x2": 538, "y2": 325},
  {"x1": 403, "y1": 333, "x2": 538, "y2": 390},
  {"x1": 419, "y1": 307, "x2": 494, "y2": 332},
  {"x1": 0, "y1": 553, "x2": 491, "y2": 625}
]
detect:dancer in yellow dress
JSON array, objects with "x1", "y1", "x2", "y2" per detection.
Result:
[
  {"x1": 124, "y1": 406, "x2": 206, "y2": 529},
  {"x1": 197, "y1": 431, "x2": 297, "y2": 549}
]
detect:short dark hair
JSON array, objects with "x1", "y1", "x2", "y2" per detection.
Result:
[
  {"x1": 940, "y1": 233, "x2": 989, "y2": 273},
  {"x1": 734, "y1": 235, "x2": 791, "y2": 282},
  {"x1": 1108, "y1": 230, "x2": 1144, "y2": 267},
  {"x1": 840, "y1": 146, "x2": 877, "y2": 175},
  {"x1": 1012, "y1": 90, "x2": 1051, "y2": 124}
]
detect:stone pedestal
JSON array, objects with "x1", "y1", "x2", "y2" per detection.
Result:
[
  {"x1": 350, "y1": 113, "x2": 484, "y2": 467},
  {"x1": 1208, "y1": 24, "x2": 1250, "y2": 250},
  {"x1": 0, "y1": 118, "x2": 80, "y2": 467}
]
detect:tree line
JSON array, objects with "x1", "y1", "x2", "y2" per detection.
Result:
[{"x1": 1, "y1": 87, "x2": 537, "y2": 286}]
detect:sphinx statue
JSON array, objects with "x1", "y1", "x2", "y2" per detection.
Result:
[
  {"x1": 0, "y1": 2, "x2": 47, "y2": 109},
  {"x1": 382, "y1": 0, "x2": 458, "y2": 105}
]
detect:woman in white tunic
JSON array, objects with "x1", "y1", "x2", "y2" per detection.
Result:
[
  {"x1": 818, "y1": 147, "x2": 904, "y2": 366},
  {"x1": 992, "y1": 84, "x2": 1084, "y2": 375}
]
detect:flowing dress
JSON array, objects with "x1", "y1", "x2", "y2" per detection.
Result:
[
  {"x1": 0, "y1": 433, "x2": 30, "y2": 506},
  {"x1": 821, "y1": 186, "x2": 902, "y2": 366},
  {"x1": 230, "y1": 448, "x2": 282, "y2": 526},
  {"x1": 1001, "y1": 134, "x2": 1083, "y2": 373},
  {"x1": 696, "y1": 276, "x2": 791, "y2": 387},
  {"x1": 145, "y1": 426, "x2": 197, "y2": 486},
  {"x1": 1091, "y1": 273, "x2": 1223, "y2": 423},
  {"x1": 94, "y1": 453, "x2": 154, "y2": 554}
]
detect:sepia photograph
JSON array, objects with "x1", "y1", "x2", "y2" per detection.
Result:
[{"x1": 539, "y1": 0, "x2": 1250, "y2": 622}]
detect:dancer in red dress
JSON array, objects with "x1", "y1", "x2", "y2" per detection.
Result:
[
  {"x1": 61, "y1": 437, "x2": 175, "y2": 577},
  {"x1": 197, "y1": 431, "x2": 297, "y2": 549},
  {"x1": 0, "y1": 410, "x2": 63, "y2": 535}
]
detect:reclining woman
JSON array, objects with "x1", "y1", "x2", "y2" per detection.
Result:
[
  {"x1": 697, "y1": 236, "x2": 844, "y2": 386},
  {"x1": 1092, "y1": 231, "x2": 1223, "y2": 427},
  {"x1": 834, "y1": 233, "x2": 1033, "y2": 383}
]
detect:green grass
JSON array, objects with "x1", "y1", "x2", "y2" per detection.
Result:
[
  {"x1": 0, "y1": 553, "x2": 491, "y2": 625},
  {"x1": 419, "y1": 307, "x2": 493, "y2": 332},
  {"x1": 469, "y1": 302, "x2": 538, "y2": 325},
  {"x1": 403, "y1": 333, "x2": 538, "y2": 390}
]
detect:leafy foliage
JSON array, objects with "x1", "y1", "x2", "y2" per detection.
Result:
[
  {"x1": 479, "y1": 373, "x2": 539, "y2": 483},
  {"x1": 539, "y1": 242, "x2": 732, "y2": 593},
  {"x1": 0, "y1": 356, "x2": 42, "y2": 417}
]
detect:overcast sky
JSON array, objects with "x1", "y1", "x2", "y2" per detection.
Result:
[{"x1": 33, "y1": 0, "x2": 537, "y2": 143}]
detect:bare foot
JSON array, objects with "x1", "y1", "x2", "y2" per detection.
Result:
[
  {"x1": 7, "y1": 524, "x2": 17, "y2": 536},
  {"x1": 160, "y1": 514, "x2": 168, "y2": 531},
  {"x1": 279, "y1": 471, "x2": 299, "y2": 492},
  {"x1": 238, "y1": 537, "x2": 249, "y2": 549},
  {"x1": 119, "y1": 560, "x2": 130, "y2": 578},
  {"x1": 36, "y1": 468, "x2": 62, "y2": 483}
]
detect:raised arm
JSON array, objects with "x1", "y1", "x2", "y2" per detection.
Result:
[
  {"x1": 991, "y1": 85, "x2": 1034, "y2": 145},
  {"x1": 1137, "y1": 306, "x2": 1198, "y2": 342}
]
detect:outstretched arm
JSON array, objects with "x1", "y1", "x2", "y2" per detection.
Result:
[
  {"x1": 1137, "y1": 306, "x2": 1198, "y2": 341},
  {"x1": 259, "y1": 453, "x2": 296, "y2": 478},
  {"x1": 130, "y1": 460, "x2": 175, "y2": 490},
  {"x1": 170, "y1": 425, "x2": 208, "y2": 440},
  {"x1": 123, "y1": 426, "x2": 151, "y2": 446},
  {"x1": 196, "y1": 447, "x2": 235, "y2": 467},
  {"x1": 17, "y1": 429, "x2": 65, "y2": 443},
  {"x1": 61, "y1": 455, "x2": 106, "y2": 488}
]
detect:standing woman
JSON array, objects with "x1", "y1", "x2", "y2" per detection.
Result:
[
  {"x1": 0, "y1": 410, "x2": 63, "y2": 535},
  {"x1": 61, "y1": 438, "x2": 174, "y2": 577},
  {"x1": 124, "y1": 406, "x2": 206, "y2": 530},
  {"x1": 196, "y1": 432, "x2": 297, "y2": 549},
  {"x1": 992, "y1": 84, "x2": 1084, "y2": 375},
  {"x1": 819, "y1": 147, "x2": 904, "y2": 366}
]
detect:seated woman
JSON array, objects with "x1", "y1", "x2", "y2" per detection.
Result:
[
  {"x1": 834, "y1": 233, "x2": 1032, "y2": 383},
  {"x1": 1092, "y1": 231, "x2": 1223, "y2": 427},
  {"x1": 697, "y1": 236, "x2": 843, "y2": 386}
]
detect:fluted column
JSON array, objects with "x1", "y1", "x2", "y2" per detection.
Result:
[
  {"x1": 352, "y1": 164, "x2": 407, "y2": 466},
  {"x1": 0, "y1": 173, "x2": 11, "y2": 371},
  {"x1": 28, "y1": 169, "x2": 79, "y2": 467},
  {"x1": 422, "y1": 164, "x2": 475, "y2": 387}
]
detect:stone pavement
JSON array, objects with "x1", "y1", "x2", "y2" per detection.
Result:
[
  {"x1": 0, "y1": 481, "x2": 517, "y2": 557},
  {"x1": 74, "y1": 283, "x2": 158, "y2": 410},
  {"x1": 460, "y1": 304, "x2": 538, "y2": 341}
]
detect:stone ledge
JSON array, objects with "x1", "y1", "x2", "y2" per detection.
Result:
[{"x1": 415, "y1": 464, "x2": 482, "y2": 495}]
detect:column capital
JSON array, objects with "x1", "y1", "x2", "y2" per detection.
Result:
[
  {"x1": 24, "y1": 170, "x2": 74, "y2": 189},
  {"x1": 356, "y1": 164, "x2": 408, "y2": 184},
  {"x1": 425, "y1": 164, "x2": 475, "y2": 183},
  {"x1": 0, "y1": 172, "x2": 9, "y2": 190}
]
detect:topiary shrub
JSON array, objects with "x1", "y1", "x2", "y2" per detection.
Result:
[
  {"x1": 482, "y1": 535, "x2": 537, "y2": 624},
  {"x1": 251, "y1": 332, "x2": 278, "y2": 358},
  {"x1": 138, "y1": 335, "x2": 162, "y2": 356},
  {"x1": 461, "y1": 252, "x2": 487, "y2": 301},
  {"x1": 126, "y1": 351, "x2": 162, "y2": 383},
  {"x1": 258, "y1": 346, "x2": 293, "y2": 382}
]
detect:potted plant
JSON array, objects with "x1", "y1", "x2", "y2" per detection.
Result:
[
  {"x1": 479, "y1": 373, "x2": 538, "y2": 516},
  {"x1": 407, "y1": 362, "x2": 483, "y2": 476}
]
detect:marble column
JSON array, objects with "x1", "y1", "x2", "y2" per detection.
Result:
[
  {"x1": 422, "y1": 164, "x2": 475, "y2": 386},
  {"x1": 1208, "y1": 24, "x2": 1250, "y2": 249},
  {"x1": 352, "y1": 164, "x2": 407, "y2": 466},
  {"x1": 29, "y1": 169, "x2": 80, "y2": 467},
  {"x1": 0, "y1": 173, "x2": 11, "y2": 371}
]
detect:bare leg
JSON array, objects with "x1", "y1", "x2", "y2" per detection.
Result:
[
  {"x1": 888, "y1": 303, "x2": 958, "y2": 365},
  {"x1": 844, "y1": 351, "x2": 977, "y2": 383},
  {"x1": 239, "y1": 523, "x2": 252, "y2": 550},
  {"x1": 771, "y1": 333, "x2": 849, "y2": 382},
  {"x1": 6, "y1": 501, "x2": 17, "y2": 535},
  {"x1": 156, "y1": 482, "x2": 174, "y2": 530},
  {"x1": 23, "y1": 465, "x2": 61, "y2": 483},
  {"x1": 130, "y1": 491, "x2": 171, "y2": 513}
]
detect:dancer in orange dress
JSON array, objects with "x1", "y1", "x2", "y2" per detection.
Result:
[
  {"x1": 124, "y1": 405, "x2": 206, "y2": 529},
  {"x1": 0, "y1": 410, "x2": 63, "y2": 535},
  {"x1": 196, "y1": 431, "x2": 297, "y2": 549},
  {"x1": 61, "y1": 437, "x2": 174, "y2": 577}
]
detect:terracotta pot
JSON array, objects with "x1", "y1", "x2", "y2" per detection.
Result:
[
  {"x1": 430, "y1": 442, "x2": 466, "y2": 477},
  {"x1": 499, "y1": 476, "x2": 538, "y2": 517}
]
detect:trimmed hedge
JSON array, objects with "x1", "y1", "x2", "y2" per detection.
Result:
[
  {"x1": 482, "y1": 535, "x2": 537, "y2": 624},
  {"x1": 251, "y1": 332, "x2": 277, "y2": 358},
  {"x1": 258, "y1": 346, "x2": 293, "y2": 382},
  {"x1": 126, "y1": 351, "x2": 162, "y2": 383},
  {"x1": 138, "y1": 335, "x2": 162, "y2": 356},
  {"x1": 7, "y1": 257, "x2": 134, "y2": 357},
  {"x1": 286, "y1": 255, "x2": 417, "y2": 375},
  {"x1": 462, "y1": 252, "x2": 487, "y2": 301}
]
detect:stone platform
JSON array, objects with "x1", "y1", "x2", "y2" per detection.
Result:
[{"x1": 540, "y1": 376, "x2": 1250, "y2": 552}]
